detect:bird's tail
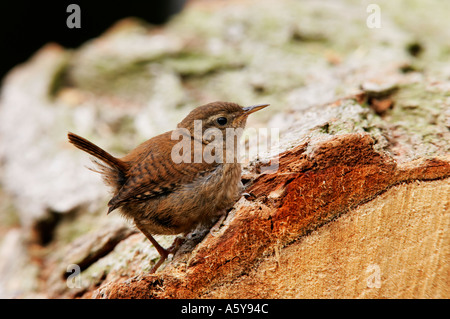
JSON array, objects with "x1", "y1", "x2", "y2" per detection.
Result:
[{"x1": 68, "y1": 132, "x2": 128, "y2": 188}]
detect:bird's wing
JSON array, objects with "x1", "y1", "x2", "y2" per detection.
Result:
[{"x1": 107, "y1": 132, "x2": 219, "y2": 213}]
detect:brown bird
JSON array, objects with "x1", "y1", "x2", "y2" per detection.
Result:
[{"x1": 68, "y1": 101, "x2": 269, "y2": 273}]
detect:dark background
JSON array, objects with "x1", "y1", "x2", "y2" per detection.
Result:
[{"x1": 0, "y1": 1, "x2": 187, "y2": 81}]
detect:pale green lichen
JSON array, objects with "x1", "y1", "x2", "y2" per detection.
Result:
[{"x1": 308, "y1": 81, "x2": 450, "y2": 160}]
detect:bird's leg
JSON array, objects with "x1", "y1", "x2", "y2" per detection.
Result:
[
  {"x1": 135, "y1": 222, "x2": 185, "y2": 273},
  {"x1": 149, "y1": 235, "x2": 185, "y2": 273},
  {"x1": 135, "y1": 222, "x2": 169, "y2": 273},
  {"x1": 167, "y1": 235, "x2": 185, "y2": 254}
]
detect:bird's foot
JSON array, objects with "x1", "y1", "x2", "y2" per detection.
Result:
[
  {"x1": 149, "y1": 236, "x2": 185, "y2": 274},
  {"x1": 242, "y1": 191, "x2": 256, "y2": 199},
  {"x1": 167, "y1": 236, "x2": 185, "y2": 255},
  {"x1": 210, "y1": 214, "x2": 227, "y2": 237}
]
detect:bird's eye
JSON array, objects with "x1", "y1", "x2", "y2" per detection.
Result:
[{"x1": 216, "y1": 117, "x2": 228, "y2": 126}]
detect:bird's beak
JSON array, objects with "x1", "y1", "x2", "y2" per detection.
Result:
[{"x1": 242, "y1": 103, "x2": 270, "y2": 115}]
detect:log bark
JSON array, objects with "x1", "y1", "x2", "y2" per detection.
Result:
[{"x1": 86, "y1": 130, "x2": 449, "y2": 299}]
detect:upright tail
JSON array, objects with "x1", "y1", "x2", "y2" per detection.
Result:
[
  {"x1": 68, "y1": 132, "x2": 128, "y2": 172},
  {"x1": 68, "y1": 132, "x2": 129, "y2": 189}
]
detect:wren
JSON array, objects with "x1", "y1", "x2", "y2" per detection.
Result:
[{"x1": 68, "y1": 101, "x2": 269, "y2": 272}]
